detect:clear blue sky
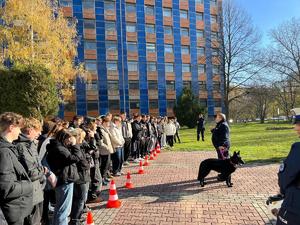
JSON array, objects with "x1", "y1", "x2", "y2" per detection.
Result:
[{"x1": 235, "y1": 0, "x2": 300, "y2": 46}]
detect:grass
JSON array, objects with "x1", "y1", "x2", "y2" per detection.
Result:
[{"x1": 172, "y1": 122, "x2": 298, "y2": 163}]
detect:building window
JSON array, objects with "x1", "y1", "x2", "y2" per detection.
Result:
[
  {"x1": 163, "y1": 7, "x2": 172, "y2": 17},
  {"x1": 105, "y1": 21, "x2": 116, "y2": 36},
  {"x1": 211, "y1": 15, "x2": 218, "y2": 23},
  {"x1": 106, "y1": 61, "x2": 118, "y2": 71},
  {"x1": 215, "y1": 99, "x2": 222, "y2": 107},
  {"x1": 149, "y1": 100, "x2": 158, "y2": 108},
  {"x1": 87, "y1": 101, "x2": 98, "y2": 111},
  {"x1": 127, "y1": 42, "x2": 137, "y2": 52},
  {"x1": 166, "y1": 80, "x2": 175, "y2": 90},
  {"x1": 183, "y1": 81, "x2": 191, "y2": 89},
  {"x1": 195, "y1": 0, "x2": 204, "y2": 4},
  {"x1": 128, "y1": 61, "x2": 138, "y2": 72},
  {"x1": 64, "y1": 101, "x2": 76, "y2": 111},
  {"x1": 147, "y1": 62, "x2": 157, "y2": 72},
  {"x1": 198, "y1": 64, "x2": 206, "y2": 73},
  {"x1": 85, "y1": 60, "x2": 97, "y2": 73},
  {"x1": 211, "y1": 32, "x2": 218, "y2": 40},
  {"x1": 181, "y1": 46, "x2": 190, "y2": 55},
  {"x1": 82, "y1": 0, "x2": 94, "y2": 10},
  {"x1": 165, "y1": 44, "x2": 173, "y2": 54},
  {"x1": 109, "y1": 100, "x2": 120, "y2": 110},
  {"x1": 164, "y1": 26, "x2": 173, "y2": 36},
  {"x1": 59, "y1": 0, "x2": 72, "y2": 7},
  {"x1": 165, "y1": 63, "x2": 174, "y2": 73},
  {"x1": 126, "y1": 3, "x2": 136, "y2": 14},
  {"x1": 199, "y1": 81, "x2": 206, "y2": 90},
  {"x1": 107, "y1": 80, "x2": 119, "y2": 91},
  {"x1": 148, "y1": 80, "x2": 158, "y2": 90},
  {"x1": 182, "y1": 64, "x2": 191, "y2": 73},
  {"x1": 126, "y1": 23, "x2": 136, "y2": 32},
  {"x1": 145, "y1": 24, "x2": 155, "y2": 34},
  {"x1": 130, "y1": 100, "x2": 140, "y2": 109},
  {"x1": 104, "y1": 1, "x2": 115, "y2": 15},
  {"x1": 197, "y1": 47, "x2": 205, "y2": 56},
  {"x1": 145, "y1": 5, "x2": 155, "y2": 16},
  {"x1": 129, "y1": 80, "x2": 139, "y2": 89},
  {"x1": 84, "y1": 41, "x2": 96, "y2": 50},
  {"x1": 212, "y1": 48, "x2": 219, "y2": 56},
  {"x1": 106, "y1": 41, "x2": 117, "y2": 52},
  {"x1": 196, "y1": 12, "x2": 203, "y2": 21},
  {"x1": 196, "y1": 30, "x2": 204, "y2": 39},
  {"x1": 210, "y1": 0, "x2": 217, "y2": 6},
  {"x1": 181, "y1": 28, "x2": 189, "y2": 37},
  {"x1": 200, "y1": 98, "x2": 207, "y2": 107},
  {"x1": 84, "y1": 19, "x2": 95, "y2": 29},
  {"x1": 213, "y1": 81, "x2": 221, "y2": 92},
  {"x1": 167, "y1": 100, "x2": 176, "y2": 108},
  {"x1": 146, "y1": 43, "x2": 156, "y2": 53},
  {"x1": 180, "y1": 10, "x2": 188, "y2": 19},
  {"x1": 86, "y1": 80, "x2": 98, "y2": 90},
  {"x1": 213, "y1": 65, "x2": 220, "y2": 74}
]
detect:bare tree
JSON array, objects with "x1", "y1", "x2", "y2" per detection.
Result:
[
  {"x1": 268, "y1": 18, "x2": 300, "y2": 84},
  {"x1": 216, "y1": 0, "x2": 262, "y2": 119}
]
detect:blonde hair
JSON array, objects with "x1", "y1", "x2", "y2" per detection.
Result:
[
  {"x1": 112, "y1": 115, "x2": 121, "y2": 123},
  {"x1": 69, "y1": 128, "x2": 86, "y2": 144},
  {"x1": 21, "y1": 117, "x2": 42, "y2": 134},
  {"x1": 217, "y1": 112, "x2": 226, "y2": 121}
]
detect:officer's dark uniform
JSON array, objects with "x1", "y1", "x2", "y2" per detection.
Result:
[{"x1": 277, "y1": 111, "x2": 300, "y2": 225}]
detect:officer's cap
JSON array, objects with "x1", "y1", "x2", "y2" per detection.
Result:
[{"x1": 291, "y1": 108, "x2": 300, "y2": 124}]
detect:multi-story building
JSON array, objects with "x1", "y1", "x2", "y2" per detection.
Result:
[{"x1": 59, "y1": 0, "x2": 224, "y2": 120}]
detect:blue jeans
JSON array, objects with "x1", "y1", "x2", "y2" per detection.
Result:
[
  {"x1": 53, "y1": 183, "x2": 74, "y2": 225},
  {"x1": 112, "y1": 147, "x2": 124, "y2": 173}
]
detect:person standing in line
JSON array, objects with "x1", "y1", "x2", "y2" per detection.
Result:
[
  {"x1": 197, "y1": 114, "x2": 205, "y2": 141},
  {"x1": 120, "y1": 112, "x2": 132, "y2": 166},
  {"x1": 131, "y1": 114, "x2": 143, "y2": 162},
  {"x1": 173, "y1": 117, "x2": 181, "y2": 144},
  {"x1": 0, "y1": 112, "x2": 33, "y2": 225},
  {"x1": 164, "y1": 118, "x2": 176, "y2": 147}
]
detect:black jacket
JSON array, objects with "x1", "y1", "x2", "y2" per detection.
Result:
[
  {"x1": 211, "y1": 120, "x2": 230, "y2": 149},
  {"x1": 132, "y1": 120, "x2": 142, "y2": 141},
  {"x1": 73, "y1": 143, "x2": 91, "y2": 184},
  {"x1": 0, "y1": 137, "x2": 33, "y2": 223},
  {"x1": 46, "y1": 139, "x2": 80, "y2": 186},
  {"x1": 278, "y1": 142, "x2": 300, "y2": 215},
  {"x1": 197, "y1": 118, "x2": 205, "y2": 130}
]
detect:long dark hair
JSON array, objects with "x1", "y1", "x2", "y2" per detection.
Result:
[{"x1": 55, "y1": 129, "x2": 72, "y2": 147}]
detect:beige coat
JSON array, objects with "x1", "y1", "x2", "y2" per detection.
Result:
[
  {"x1": 99, "y1": 125, "x2": 114, "y2": 155},
  {"x1": 110, "y1": 123, "x2": 125, "y2": 149}
]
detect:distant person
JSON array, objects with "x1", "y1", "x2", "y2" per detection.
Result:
[
  {"x1": 276, "y1": 108, "x2": 300, "y2": 225},
  {"x1": 197, "y1": 114, "x2": 205, "y2": 141},
  {"x1": 173, "y1": 118, "x2": 181, "y2": 143},
  {"x1": 211, "y1": 113, "x2": 230, "y2": 159},
  {"x1": 164, "y1": 118, "x2": 176, "y2": 147}
]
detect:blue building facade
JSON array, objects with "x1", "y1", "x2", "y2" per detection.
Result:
[{"x1": 60, "y1": 0, "x2": 224, "y2": 119}]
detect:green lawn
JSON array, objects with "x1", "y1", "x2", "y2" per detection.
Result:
[{"x1": 172, "y1": 122, "x2": 298, "y2": 163}]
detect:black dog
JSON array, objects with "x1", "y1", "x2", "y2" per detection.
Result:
[{"x1": 197, "y1": 151, "x2": 244, "y2": 187}]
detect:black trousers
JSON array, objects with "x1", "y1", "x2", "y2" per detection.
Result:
[
  {"x1": 131, "y1": 139, "x2": 140, "y2": 159},
  {"x1": 123, "y1": 138, "x2": 132, "y2": 162},
  {"x1": 166, "y1": 135, "x2": 174, "y2": 147},
  {"x1": 174, "y1": 131, "x2": 181, "y2": 143},
  {"x1": 197, "y1": 128, "x2": 205, "y2": 141},
  {"x1": 276, "y1": 208, "x2": 300, "y2": 225},
  {"x1": 90, "y1": 159, "x2": 101, "y2": 197},
  {"x1": 100, "y1": 154, "x2": 111, "y2": 179},
  {"x1": 70, "y1": 182, "x2": 89, "y2": 224}
]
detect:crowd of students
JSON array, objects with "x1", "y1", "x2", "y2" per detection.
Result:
[{"x1": 0, "y1": 111, "x2": 181, "y2": 225}]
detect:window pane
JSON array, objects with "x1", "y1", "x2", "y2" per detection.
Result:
[
  {"x1": 166, "y1": 81, "x2": 175, "y2": 90},
  {"x1": 126, "y1": 3, "x2": 136, "y2": 13},
  {"x1": 211, "y1": 32, "x2": 218, "y2": 40},
  {"x1": 104, "y1": 1, "x2": 115, "y2": 15},
  {"x1": 82, "y1": 0, "x2": 94, "y2": 9},
  {"x1": 164, "y1": 26, "x2": 173, "y2": 35},
  {"x1": 210, "y1": 0, "x2": 217, "y2": 6},
  {"x1": 87, "y1": 101, "x2": 98, "y2": 111},
  {"x1": 215, "y1": 99, "x2": 221, "y2": 107},
  {"x1": 109, "y1": 100, "x2": 120, "y2": 110},
  {"x1": 64, "y1": 101, "x2": 76, "y2": 111},
  {"x1": 200, "y1": 98, "x2": 207, "y2": 107},
  {"x1": 86, "y1": 80, "x2": 98, "y2": 90},
  {"x1": 181, "y1": 46, "x2": 190, "y2": 55},
  {"x1": 145, "y1": 24, "x2": 155, "y2": 34},
  {"x1": 127, "y1": 42, "x2": 137, "y2": 52},
  {"x1": 211, "y1": 15, "x2": 218, "y2": 23},
  {"x1": 146, "y1": 43, "x2": 156, "y2": 52},
  {"x1": 165, "y1": 63, "x2": 174, "y2": 73},
  {"x1": 84, "y1": 41, "x2": 96, "y2": 50},
  {"x1": 130, "y1": 100, "x2": 140, "y2": 109},
  {"x1": 128, "y1": 61, "x2": 138, "y2": 72},
  {"x1": 181, "y1": 28, "x2": 189, "y2": 36},
  {"x1": 198, "y1": 64, "x2": 206, "y2": 73},
  {"x1": 182, "y1": 64, "x2": 191, "y2": 73},
  {"x1": 196, "y1": 12, "x2": 203, "y2": 21},
  {"x1": 107, "y1": 80, "x2": 119, "y2": 91},
  {"x1": 197, "y1": 30, "x2": 204, "y2": 38},
  {"x1": 197, "y1": 47, "x2": 205, "y2": 56},
  {"x1": 147, "y1": 63, "x2": 157, "y2": 72},
  {"x1": 145, "y1": 5, "x2": 154, "y2": 16},
  {"x1": 213, "y1": 81, "x2": 221, "y2": 91},
  {"x1": 126, "y1": 23, "x2": 136, "y2": 32},
  {"x1": 60, "y1": 0, "x2": 72, "y2": 7},
  {"x1": 129, "y1": 80, "x2": 139, "y2": 89},
  {"x1": 180, "y1": 10, "x2": 188, "y2": 19},
  {"x1": 195, "y1": 0, "x2": 204, "y2": 3},
  {"x1": 199, "y1": 81, "x2": 206, "y2": 90},
  {"x1": 149, "y1": 99, "x2": 158, "y2": 108},
  {"x1": 84, "y1": 19, "x2": 95, "y2": 29},
  {"x1": 106, "y1": 41, "x2": 117, "y2": 51},
  {"x1": 212, "y1": 48, "x2": 219, "y2": 56},
  {"x1": 183, "y1": 81, "x2": 191, "y2": 89},
  {"x1": 85, "y1": 60, "x2": 97, "y2": 73},
  {"x1": 213, "y1": 65, "x2": 220, "y2": 74},
  {"x1": 107, "y1": 61, "x2": 118, "y2": 71},
  {"x1": 148, "y1": 80, "x2": 158, "y2": 89},
  {"x1": 165, "y1": 44, "x2": 173, "y2": 53},
  {"x1": 163, "y1": 8, "x2": 172, "y2": 17},
  {"x1": 105, "y1": 21, "x2": 116, "y2": 35},
  {"x1": 167, "y1": 100, "x2": 176, "y2": 108}
]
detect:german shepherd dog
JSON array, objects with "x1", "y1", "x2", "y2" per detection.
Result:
[{"x1": 197, "y1": 151, "x2": 244, "y2": 187}]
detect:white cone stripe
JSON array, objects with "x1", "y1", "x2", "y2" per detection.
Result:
[
  {"x1": 109, "y1": 194, "x2": 119, "y2": 201},
  {"x1": 110, "y1": 184, "x2": 116, "y2": 190},
  {"x1": 87, "y1": 223, "x2": 94, "y2": 225}
]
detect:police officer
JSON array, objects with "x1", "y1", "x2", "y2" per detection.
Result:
[{"x1": 277, "y1": 108, "x2": 300, "y2": 225}]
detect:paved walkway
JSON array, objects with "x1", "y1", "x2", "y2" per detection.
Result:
[{"x1": 88, "y1": 151, "x2": 280, "y2": 225}]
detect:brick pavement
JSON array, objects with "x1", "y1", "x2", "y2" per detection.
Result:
[{"x1": 88, "y1": 151, "x2": 280, "y2": 225}]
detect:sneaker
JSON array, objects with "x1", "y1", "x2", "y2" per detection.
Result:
[
  {"x1": 120, "y1": 171, "x2": 125, "y2": 175},
  {"x1": 113, "y1": 172, "x2": 121, "y2": 177},
  {"x1": 138, "y1": 157, "x2": 144, "y2": 161},
  {"x1": 133, "y1": 158, "x2": 140, "y2": 163},
  {"x1": 86, "y1": 196, "x2": 101, "y2": 204},
  {"x1": 123, "y1": 161, "x2": 130, "y2": 166},
  {"x1": 104, "y1": 178, "x2": 110, "y2": 182},
  {"x1": 107, "y1": 174, "x2": 114, "y2": 179},
  {"x1": 102, "y1": 181, "x2": 108, "y2": 186}
]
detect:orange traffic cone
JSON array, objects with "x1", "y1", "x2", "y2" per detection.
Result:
[
  {"x1": 149, "y1": 150, "x2": 154, "y2": 160},
  {"x1": 156, "y1": 143, "x2": 161, "y2": 153},
  {"x1": 143, "y1": 155, "x2": 150, "y2": 166},
  {"x1": 107, "y1": 180, "x2": 121, "y2": 208},
  {"x1": 124, "y1": 172, "x2": 134, "y2": 189},
  {"x1": 138, "y1": 161, "x2": 145, "y2": 174},
  {"x1": 86, "y1": 211, "x2": 94, "y2": 225}
]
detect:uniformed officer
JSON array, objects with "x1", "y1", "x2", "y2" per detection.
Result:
[{"x1": 277, "y1": 108, "x2": 300, "y2": 225}]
